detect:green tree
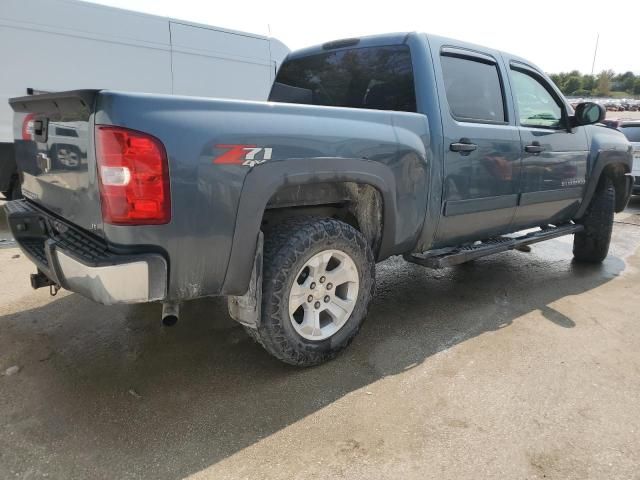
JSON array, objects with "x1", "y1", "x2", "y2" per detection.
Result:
[
  {"x1": 596, "y1": 70, "x2": 614, "y2": 96},
  {"x1": 564, "y1": 75, "x2": 582, "y2": 95},
  {"x1": 634, "y1": 78, "x2": 640, "y2": 96},
  {"x1": 613, "y1": 71, "x2": 635, "y2": 92},
  {"x1": 557, "y1": 72, "x2": 570, "y2": 90},
  {"x1": 622, "y1": 72, "x2": 636, "y2": 93},
  {"x1": 549, "y1": 73, "x2": 564, "y2": 90},
  {"x1": 582, "y1": 75, "x2": 596, "y2": 92}
]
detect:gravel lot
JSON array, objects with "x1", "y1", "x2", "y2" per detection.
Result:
[
  {"x1": 607, "y1": 110, "x2": 640, "y2": 121},
  {"x1": 1, "y1": 195, "x2": 640, "y2": 480}
]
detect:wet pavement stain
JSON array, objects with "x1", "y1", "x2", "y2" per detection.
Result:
[{"x1": 0, "y1": 197, "x2": 639, "y2": 479}]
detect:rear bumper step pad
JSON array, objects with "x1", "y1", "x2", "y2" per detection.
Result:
[{"x1": 4, "y1": 199, "x2": 167, "y2": 304}]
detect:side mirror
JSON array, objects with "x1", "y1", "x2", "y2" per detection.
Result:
[{"x1": 572, "y1": 102, "x2": 606, "y2": 126}]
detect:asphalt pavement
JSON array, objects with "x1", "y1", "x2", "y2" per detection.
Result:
[{"x1": 1, "y1": 197, "x2": 640, "y2": 480}]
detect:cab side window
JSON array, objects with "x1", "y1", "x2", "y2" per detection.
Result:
[
  {"x1": 510, "y1": 69, "x2": 563, "y2": 128},
  {"x1": 440, "y1": 54, "x2": 506, "y2": 123}
]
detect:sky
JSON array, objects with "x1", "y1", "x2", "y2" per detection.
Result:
[{"x1": 86, "y1": 0, "x2": 638, "y2": 75}]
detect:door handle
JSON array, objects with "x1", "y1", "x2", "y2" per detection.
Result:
[
  {"x1": 450, "y1": 138, "x2": 477, "y2": 154},
  {"x1": 525, "y1": 141, "x2": 544, "y2": 154}
]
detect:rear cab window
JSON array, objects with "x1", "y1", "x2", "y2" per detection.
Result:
[{"x1": 269, "y1": 45, "x2": 416, "y2": 112}]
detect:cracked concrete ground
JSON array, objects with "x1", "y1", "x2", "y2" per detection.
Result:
[{"x1": 1, "y1": 197, "x2": 639, "y2": 480}]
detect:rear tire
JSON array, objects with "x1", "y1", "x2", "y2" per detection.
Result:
[
  {"x1": 573, "y1": 177, "x2": 615, "y2": 263},
  {"x1": 249, "y1": 217, "x2": 375, "y2": 366}
]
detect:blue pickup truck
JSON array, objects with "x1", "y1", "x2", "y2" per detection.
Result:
[{"x1": 6, "y1": 33, "x2": 634, "y2": 366}]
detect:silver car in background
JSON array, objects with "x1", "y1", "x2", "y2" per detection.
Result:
[{"x1": 617, "y1": 122, "x2": 640, "y2": 193}]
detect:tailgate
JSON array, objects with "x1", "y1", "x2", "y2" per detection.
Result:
[{"x1": 10, "y1": 90, "x2": 103, "y2": 236}]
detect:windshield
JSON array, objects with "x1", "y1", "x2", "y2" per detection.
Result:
[
  {"x1": 269, "y1": 45, "x2": 416, "y2": 112},
  {"x1": 620, "y1": 125, "x2": 640, "y2": 143}
]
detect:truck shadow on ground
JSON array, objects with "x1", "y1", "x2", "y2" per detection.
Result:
[{"x1": 0, "y1": 237, "x2": 630, "y2": 479}]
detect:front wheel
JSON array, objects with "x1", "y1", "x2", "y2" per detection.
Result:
[
  {"x1": 573, "y1": 176, "x2": 615, "y2": 263},
  {"x1": 249, "y1": 217, "x2": 375, "y2": 366}
]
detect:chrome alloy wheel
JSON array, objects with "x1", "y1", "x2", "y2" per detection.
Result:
[{"x1": 288, "y1": 249, "x2": 360, "y2": 341}]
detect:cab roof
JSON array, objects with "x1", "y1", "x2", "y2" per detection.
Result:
[
  {"x1": 285, "y1": 32, "x2": 412, "y2": 60},
  {"x1": 286, "y1": 32, "x2": 545, "y2": 75}
]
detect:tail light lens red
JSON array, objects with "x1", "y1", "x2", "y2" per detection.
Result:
[
  {"x1": 95, "y1": 126, "x2": 171, "y2": 225},
  {"x1": 21, "y1": 113, "x2": 36, "y2": 140}
]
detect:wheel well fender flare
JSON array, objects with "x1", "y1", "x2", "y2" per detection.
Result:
[
  {"x1": 575, "y1": 150, "x2": 631, "y2": 218},
  {"x1": 221, "y1": 157, "x2": 398, "y2": 295}
]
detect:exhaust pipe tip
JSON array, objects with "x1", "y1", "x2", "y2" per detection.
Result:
[
  {"x1": 161, "y1": 302, "x2": 180, "y2": 327},
  {"x1": 162, "y1": 314, "x2": 178, "y2": 327}
]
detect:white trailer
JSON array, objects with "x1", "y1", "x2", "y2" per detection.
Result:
[{"x1": 0, "y1": 0, "x2": 289, "y2": 198}]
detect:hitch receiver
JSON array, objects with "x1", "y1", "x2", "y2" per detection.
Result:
[{"x1": 30, "y1": 271, "x2": 56, "y2": 290}]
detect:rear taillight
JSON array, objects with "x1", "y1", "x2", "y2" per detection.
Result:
[
  {"x1": 21, "y1": 113, "x2": 35, "y2": 140},
  {"x1": 96, "y1": 125, "x2": 171, "y2": 225}
]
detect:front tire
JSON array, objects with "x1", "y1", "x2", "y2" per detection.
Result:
[
  {"x1": 250, "y1": 217, "x2": 375, "y2": 366},
  {"x1": 573, "y1": 177, "x2": 615, "y2": 263}
]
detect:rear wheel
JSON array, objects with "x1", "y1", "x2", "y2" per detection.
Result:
[
  {"x1": 573, "y1": 176, "x2": 615, "y2": 263},
  {"x1": 249, "y1": 217, "x2": 375, "y2": 366}
]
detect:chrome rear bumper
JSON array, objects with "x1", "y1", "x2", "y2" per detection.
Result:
[{"x1": 5, "y1": 199, "x2": 167, "y2": 305}]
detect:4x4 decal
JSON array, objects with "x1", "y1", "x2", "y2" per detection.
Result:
[{"x1": 213, "y1": 144, "x2": 272, "y2": 167}]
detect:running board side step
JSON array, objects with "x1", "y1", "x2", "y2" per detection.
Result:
[{"x1": 404, "y1": 224, "x2": 584, "y2": 269}]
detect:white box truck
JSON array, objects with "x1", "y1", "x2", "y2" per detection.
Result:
[{"x1": 0, "y1": 0, "x2": 289, "y2": 198}]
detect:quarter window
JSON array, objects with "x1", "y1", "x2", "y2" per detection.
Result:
[
  {"x1": 440, "y1": 54, "x2": 506, "y2": 123},
  {"x1": 511, "y1": 69, "x2": 563, "y2": 128}
]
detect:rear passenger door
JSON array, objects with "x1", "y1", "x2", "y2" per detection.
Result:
[
  {"x1": 507, "y1": 62, "x2": 589, "y2": 229},
  {"x1": 431, "y1": 45, "x2": 521, "y2": 246}
]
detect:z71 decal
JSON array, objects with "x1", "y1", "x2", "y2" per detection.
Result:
[{"x1": 213, "y1": 144, "x2": 272, "y2": 167}]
